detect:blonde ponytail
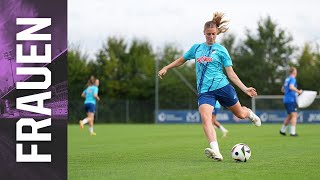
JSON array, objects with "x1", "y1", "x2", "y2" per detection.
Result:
[{"x1": 204, "y1": 12, "x2": 229, "y2": 34}]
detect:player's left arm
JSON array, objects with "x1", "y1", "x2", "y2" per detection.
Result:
[
  {"x1": 94, "y1": 87, "x2": 100, "y2": 101},
  {"x1": 289, "y1": 84, "x2": 302, "y2": 95},
  {"x1": 94, "y1": 93, "x2": 100, "y2": 101},
  {"x1": 281, "y1": 86, "x2": 285, "y2": 94},
  {"x1": 225, "y1": 66, "x2": 257, "y2": 97}
]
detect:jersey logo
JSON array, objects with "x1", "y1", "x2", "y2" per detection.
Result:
[
  {"x1": 197, "y1": 56, "x2": 212, "y2": 63},
  {"x1": 211, "y1": 50, "x2": 216, "y2": 54}
]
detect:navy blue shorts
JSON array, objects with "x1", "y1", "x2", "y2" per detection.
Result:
[
  {"x1": 84, "y1": 103, "x2": 96, "y2": 113},
  {"x1": 198, "y1": 84, "x2": 239, "y2": 108},
  {"x1": 284, "y1": 102, "x2": 297, "y2": 114},
  {"x1": 212, "y1": 108, "x2": 220, "y2": 115}
]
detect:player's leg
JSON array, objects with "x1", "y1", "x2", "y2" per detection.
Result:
[
  {"x1": 211, "y1": 109, "x2": 220, "y2": 128},
  {"x1": 228, "y1": 102, "x2": 261, "y2": 126},
  {"x1": 79, "y1": 103, "x2": 91, "y2": 129},
  {"x1": 289, "y1": 112, "x2": 298, "y2": 136},
  {"x1": 282, "y1": 102, "x2": 298, "y2": 136},
  {"x1": 200, "y1": 104, "x2": 223, "y2": 161},
  {"x1": 79, "y1": 117, "x2": 90, "y2": 129},
  {"x1": 88, "y1": 103, "x2": 96, "y2": 135},
  {"x1": 216, "y1": 84, "x2": 261, "y2": 127},
  {"x1": 88, "y1": 112, "x2": 96, "y2": 135},
  {"x1": 280, "y1": 114, "x2": 291, "y2": 136},
  {"x1": 212, "y1": 111, "x2": 228, "y2": 137},
  {"x1": 200, "y1": 104, "x2": 216, "y2": 143},
  {"x1": 280, "y1": 103, "x2": 292, "y2": 135},
  {"x1": 212, "y1": 116, "x2": 220, "y2": 128}
]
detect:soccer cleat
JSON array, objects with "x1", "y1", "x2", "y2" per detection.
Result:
[
  {"x1": 205, "y1": 148, "x2": 223, "y2": 161},
  {"x1": 248, "y1": 110, "x2": 261, "y2": 127},
  {"x1": 79, "y1": 120, "x2": 84, "y2": 129},
  {"x1": 279, "y1": 131, "x2": 286, "y2": 136},
  {"x1": 90, "y1": 132, "x2": 97, "y2": 136},
  {"x1": 290, "y1": 133, "x2": 298, "y2": 137},
  {"x1": 222, "y1": 130, "x2": 229, "y2": 138}
]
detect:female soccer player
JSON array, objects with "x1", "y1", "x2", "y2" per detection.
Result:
[
  {"x1": 158, "y1": 12, "x2": 261, "y2": 161},
  {"x1": 79, "y1": 77, "x2": 100, "y2": 136},
  {"x1": 280, "y1": 67, "x2": 302, "y2": 136},
  {"x1": 212, "y1": 101, "x2": 229, "y2": 137}
]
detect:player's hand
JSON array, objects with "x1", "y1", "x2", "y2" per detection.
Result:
[
  {"x1": 245, "y1": 87, "x2": 257, "y2": 97},
  {"x1": 298, "y1": 89, "x2": 303, "y2": 95},
  {"x1": 158, "y1": 67, "x2": 168, "y2": 79}
]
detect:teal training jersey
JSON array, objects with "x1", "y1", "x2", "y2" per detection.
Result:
[
  {"x1": 83, "y1": 85, "x2": 99, "y2": 105},
  {"x1": 183, "y1": 43, "x2": 232, "y2": 94}
]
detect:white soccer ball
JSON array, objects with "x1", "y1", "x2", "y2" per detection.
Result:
[{"x1": 231, "y1": 143, "x2": 251, "y2": 162}]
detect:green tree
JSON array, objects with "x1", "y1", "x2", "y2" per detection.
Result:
[
  {"x1": 126, "y1": 39, "x2": 156, "y2": 99},
  {"x1": 158, "y1": 44, "x2": 197, "y2": 109},
  {"x1": 296, "y1": 44, "x2": 320, "y2": 92},
  {"x1": 68, "y1": 47, "x2": 91, "y2": 100},
  {"x1": 220, "y1": 33, "x2": 237, "y2": 60},
  {"x1": 231, "y1": 16, "x2": 295, "y2": 105},
  {"x1": 93, "y1": 37, "x2": 128, "y2": 98},
  {"x1": 94, "y1": 37, "x2": 156, "y2": 100}
]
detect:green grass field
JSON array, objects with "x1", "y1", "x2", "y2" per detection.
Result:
[{"x1": 68, "y1": 124, "x2": 320, "y2": 180}]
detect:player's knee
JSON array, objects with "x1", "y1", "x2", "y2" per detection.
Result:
[{"x1": 201, "y1": 116, "x2": 212, "y2": 125}]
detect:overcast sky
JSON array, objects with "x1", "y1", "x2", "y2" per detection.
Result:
[{"x1": 69, "y1": 0, "x2": 320, "y2": 59}]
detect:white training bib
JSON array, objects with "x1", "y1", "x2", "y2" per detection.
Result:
[{"x1": 297, "y1": 90, "x2": 317, "y2": 108}]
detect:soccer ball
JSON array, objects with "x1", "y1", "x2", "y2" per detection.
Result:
[{"x1": 231, "y1": 143, "x2": 251, "y2": 162}]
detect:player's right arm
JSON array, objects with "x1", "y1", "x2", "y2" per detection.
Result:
[
  {"x1": 158, "y1": 57, "x2": 186, "y2": 79},
  {"x1": 81, "y1": 88, "x2": 87, "y2": 98},
  {"x1": 158, "y1": 44, "x2": 198, "y2": 79}
]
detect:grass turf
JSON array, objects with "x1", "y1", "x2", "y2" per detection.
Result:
[{"x1": 68, "y1": 124, "x2": 320, "y2": 180}]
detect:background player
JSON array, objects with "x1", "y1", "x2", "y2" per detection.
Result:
[
  {"x1": 79, "y1": 77, "x2": 100, "y2": 135},
  {"x1": 280, "y1": 67, "x2": 302, "y2": 136}
]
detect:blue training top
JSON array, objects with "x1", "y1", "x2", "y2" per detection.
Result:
[
  {"x1": 83, "y1": 85, "x2": 99, "y2": 105},
  {"x1": 283, "y1": 76, "x2": 297, "y2": 103},
  {"x1": 183, "y1": 42, "x2": 232, "y2": 94}
]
